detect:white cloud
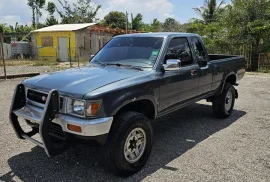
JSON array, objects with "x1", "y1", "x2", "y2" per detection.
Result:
[
  {"x1": 0, "y1": 0, "x2": 175, "y2": 26},
  {"x1": 96, "y1": 0, "x2": 174, "y2": 23}
]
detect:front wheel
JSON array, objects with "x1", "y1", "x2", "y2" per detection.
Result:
[
  {"x1": 212, "y1": 83, "x2": 235, "y2": 118},
  {"x1": 103, "y1": 111, "x2": 153, "y2": 176}
]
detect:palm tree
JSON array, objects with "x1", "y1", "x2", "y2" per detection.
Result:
[
  {"x1": 27, "y1": 0, "x2": 46, "y2": 28},
  {"x1": 193, "y1": 0, "x2": 226, "y2": 24}
]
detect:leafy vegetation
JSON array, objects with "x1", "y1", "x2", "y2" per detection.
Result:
[
  {"x1": 1, "y1": 0, "x2": 270, "y2": 71},
  {"x1": 45, "y1": 2, "x2": 58, "y2": 26},
  {"x1": 56, "y1": 0, "x2": 101, "y2": 24},
  {"x1": 103, "y1": 11, "x2": 127, "y2": 29},
  {"x1": 27, "y1": 0, "x2": 46, "y2": 28}
]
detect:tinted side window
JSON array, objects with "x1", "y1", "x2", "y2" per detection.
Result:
[
  {"x1": 165, "y1": 37, "x2": 193, "y2": 66},
  {"x1": 191, "y1": 37, "x2": 207, "y2": 67}
]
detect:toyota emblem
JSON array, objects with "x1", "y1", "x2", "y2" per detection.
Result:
[{"x1": 42, "y1": 96, "x2": 47, "y2": 102}]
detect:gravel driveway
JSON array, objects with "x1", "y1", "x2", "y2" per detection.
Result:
[
  {"x1": 0, "y1": 74, "x2": 270, "y2": 182},
  {"x1": 0, "y1": 66, "x2": 52, "y2": 76}
]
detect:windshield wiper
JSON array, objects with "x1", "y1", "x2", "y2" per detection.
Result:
[
  {"x1": 92, "y1": 60, "x2": 106, "y2": 66},
  {"x1": 105, "y1": 63, "x2": 144, "y2": 71}
]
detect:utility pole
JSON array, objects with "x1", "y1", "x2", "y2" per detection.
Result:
[
  {"x1": 126, "y1": 11, "x2": 128, "y2": 34},
  {"x1": 131, "y1": 13, "x2": 133, "y2": 30}
]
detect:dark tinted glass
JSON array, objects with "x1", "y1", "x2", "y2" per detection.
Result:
[
  {"x1": 91, "y1": 37, "x2": 164, "y2": 67},
  {"x1": 191, "y1": 37, "x2": 207, "y2": 67},
  {"x1": 165, "y1": 37, "x2": 193, "y2": 66}
]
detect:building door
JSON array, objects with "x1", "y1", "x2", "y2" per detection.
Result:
[{"x1": 58, "y1": 37, "x2": 68, "y2": 62}]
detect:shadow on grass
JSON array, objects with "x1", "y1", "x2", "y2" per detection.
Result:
[{"x1": 1, "y1": 102, "x2": 246, "y2": 182}]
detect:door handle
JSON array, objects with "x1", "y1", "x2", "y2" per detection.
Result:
[{"x1": 191, "y1": 70, "x2": 197, "y2": 76}]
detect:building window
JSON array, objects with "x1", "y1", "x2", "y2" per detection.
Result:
[{"x1": 42, "y1": 36, "x2": 53, "y2": 47}]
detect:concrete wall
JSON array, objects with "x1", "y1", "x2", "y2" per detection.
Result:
[
  {"x1": 0, "y1": 43, "x2": 11, "y2": 59},
  {"x1": 31, "y1": 33, "x2": 38, "y2": 59},
  {"x1": 4, "y1": 43, "x2": 11, "y2": 59}
]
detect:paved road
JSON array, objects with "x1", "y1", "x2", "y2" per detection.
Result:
[{"x1": 0, "y1": 74, "x2": 270, "y2": 182}]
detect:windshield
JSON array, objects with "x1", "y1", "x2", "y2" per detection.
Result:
[{"x1": 91, "y1": 37, "x2": 164, "y2": 68}]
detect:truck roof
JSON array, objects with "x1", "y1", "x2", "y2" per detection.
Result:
[{"x1": 115, "y1": 32, "x2": 199, "y2": 38}]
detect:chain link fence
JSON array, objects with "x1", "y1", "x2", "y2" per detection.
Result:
[{"x1": 0, "y1": 42, "x2": 90, "y2": 80}]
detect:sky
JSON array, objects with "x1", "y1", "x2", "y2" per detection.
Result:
[{"x1": 0, "y1": 0, "x2": 206, "y2": 26}]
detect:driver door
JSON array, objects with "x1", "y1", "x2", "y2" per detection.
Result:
[{"x1": 159, "y1": 37, "x2": 199, "y2": 112}]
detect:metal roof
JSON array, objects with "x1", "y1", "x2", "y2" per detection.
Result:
[
  {"x1": 116, "y1": 32, "x2": 199, "y2": 38},
  {"x1": 32, "y1": 23, "x2": 97, "y2": 33}
]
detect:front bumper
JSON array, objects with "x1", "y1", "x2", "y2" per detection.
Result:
[
  {"x1": 14, "y1": 105, "x2": 113, "y2": 137},
  {"x1": 9, "y1": 84, "x2": 113, "y2": 157}
]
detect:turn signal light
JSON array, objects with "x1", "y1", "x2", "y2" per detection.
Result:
[
  {"x1": 67, "y1": 124, "x2": 82, "y2": 133},
  {"x1": 91, "y1": 103, "x2": 100, "y2": 115},
  {"x1": 86, "y1": 102, "x2": 101, "y2": 116}
]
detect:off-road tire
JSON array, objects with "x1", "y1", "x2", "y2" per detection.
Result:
[
  {"x1": 102, "y1": 111, "x2": 153, "y2": 176},
  {"x1": 212, "y1": 83, "x2": 235, "y2": 118}
]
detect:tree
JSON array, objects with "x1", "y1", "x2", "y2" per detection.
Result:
[
  {"x1": 193, "y1": 0, "x2": 226, "y2": 24},
  {"x1": 222, "y1": 0, "x2": 270, "y2": 70},
  {"x1": 47, "y1": 2, "x2": 56, "y2": 15},
  {"x1": 131, "y1": 13, "x2": 143, "y2": 30},
  {"x1": 27, "y1": 0, "x2": 46, "y2": 27},
  {"x1": 151, "y1": 18, "x2": 163, "y2": 32},
  {"x1": 163, "y1": 18, "x2": 180, "y2": 32},
  {"x1": 45, "y1": 2, "x2": 58, "y2": 26},
  {"x1": 57, "y1": 0, "x2": 101, "y2": 24},
  {"x1": 103, "y1": 11, "x2": 126, "y2": 29},
  {"x1": 141, "y1": 18, "x2": 163, "y2": 32}
]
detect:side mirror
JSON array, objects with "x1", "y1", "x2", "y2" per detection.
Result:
[{"x1": 163, "y1": 59, "x2": 181, "y2": 71}]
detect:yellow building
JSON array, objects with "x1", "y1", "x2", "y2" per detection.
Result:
[
  {"x1": 31, "y1": 23, "x2": 141, "y2": 62},
  {"x1": 31, "y1": 23, "x2": 97, "y2": 62}
]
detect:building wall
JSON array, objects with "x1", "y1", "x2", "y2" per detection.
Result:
[
  {"x1": 34, "y1": 31, "x2": 76, "y2": 61},
  {"x1": 0, "y1": 43, "x2": 11, "y2": 59},
  {"x1": 31, "y1": 33, "x2": 38, "y2": 59},
  {"x1": 75, "y1": 28, "x2": 91, "y2": 61},
  {"x1": 90, "y1": 31, "x2": 113, "y2": 55}
]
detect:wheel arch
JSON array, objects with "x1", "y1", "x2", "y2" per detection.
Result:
[
  {"x1": 112, "y1": 97, "x2": 157, "y2": 120},
  {"x1": 216, "y1": 72, "x2": 237, "y2": 95}
]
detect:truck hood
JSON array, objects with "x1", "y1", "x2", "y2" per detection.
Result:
[{"x1": 23, "y1": 65, "x2": 146, "y2": 98}]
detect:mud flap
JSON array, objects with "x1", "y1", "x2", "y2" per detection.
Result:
[{"x1": 9, "y1": 84, "x2": 68, "y2": 157}]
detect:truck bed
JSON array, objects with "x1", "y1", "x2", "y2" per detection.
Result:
[{"x1": 208, "y1": 54, "x2": 240, "y2": 61}]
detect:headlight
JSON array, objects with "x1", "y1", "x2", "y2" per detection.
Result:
[
  {"x1": 69, "y1": 99, "x2": 101, "y2": 117},
  {"x1": 73, "y1": 100, "x2": 85, "y2": 115}
]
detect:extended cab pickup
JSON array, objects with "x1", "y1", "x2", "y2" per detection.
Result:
[{"x1": 10, "y1": 33, "x2": 245, "y2": 176}]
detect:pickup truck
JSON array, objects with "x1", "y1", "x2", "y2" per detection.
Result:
[{"x1": 10, "y1": 33, "x2": 245, "y2": 176}]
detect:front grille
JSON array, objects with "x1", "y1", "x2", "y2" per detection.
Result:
[
  {"x1": 27, "y1": 89, "x2": 47, "y2": 104},
  {"x1": 27, "y1": 89, "x2": 64, "y2": 110},
  {"x1": 60, "y1": 97, "x2": 64, "y2": 109}
]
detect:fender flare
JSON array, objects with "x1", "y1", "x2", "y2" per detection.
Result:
[
  {"x1": 217, "y1": 72, "x2": 237, "y2": 95},
  {"x1": 110, "y1": 94, "x2": 158, "y2": 119}
]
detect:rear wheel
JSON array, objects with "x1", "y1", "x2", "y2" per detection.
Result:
[
  {"x1": 212, "y1": 83, "x2": 235, "y2": 118},
  {"x1": 103, "y1": 111, "x2": 153, "y2": 176}
]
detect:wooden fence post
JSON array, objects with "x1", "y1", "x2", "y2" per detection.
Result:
[{"x1": 0, "y1": 32, "x2": 7, "y2": 80}]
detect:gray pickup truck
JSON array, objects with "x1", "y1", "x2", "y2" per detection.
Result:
[{"x1": 10, "y1": 33, "x2": 245, "y2": 176}]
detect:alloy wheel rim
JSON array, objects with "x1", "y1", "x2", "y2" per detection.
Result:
[
  {"x1": 124, "y1": 127, "x2": 146, "y2": 163},
  {"x1": 225, "y1": 91, "x2": 233, "y2": 111}
]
